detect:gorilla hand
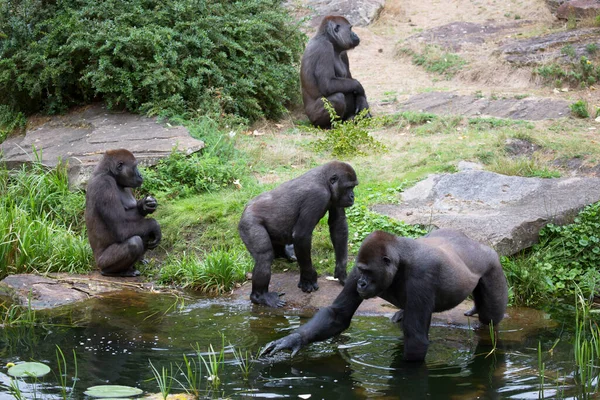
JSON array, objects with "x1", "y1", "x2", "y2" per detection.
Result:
[
  {"x1": 140, "y1": 196, "x2": 158, "y2": 214},
  {"x1": 261, "y1": 333, "x2": 303, "y2": 358}
]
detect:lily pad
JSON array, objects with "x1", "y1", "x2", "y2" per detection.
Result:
[
  {"x1": 7, "y1": 362, "x2": 51, "y2": 378},
  {"x1": 84, "y1": 385, "x2": 143, "y2": 398}
]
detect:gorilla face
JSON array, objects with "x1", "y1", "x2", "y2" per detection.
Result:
[
  {"x1": 329, "y1": 164, "x2": 358, "y2": 208},
  {"x1": 110, "y1": 151, "x2": 143, "y2": 188},
  {"x1": 326, "y1": 16, "x2": 360, "y2": 50},
  {"x1": 355, "y1": 231, "x2": 398, "y2": 299}
]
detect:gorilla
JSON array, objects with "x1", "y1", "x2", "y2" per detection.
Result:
[
  {"x1": 85, "y1": 149, "x2": 162, "y2": 277},
  {"x1": 301, "y1": 15, "x2": 370, "y2": 128},
  {"x1": 262, "y1": 229, "x2": 508, "y2": 361},
  {"x1": 238, "y1": 161, "x2": 358, "y2": 308}
]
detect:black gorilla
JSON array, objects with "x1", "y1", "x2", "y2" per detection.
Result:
[
  {"x1": 85, "y1": 149, "x2": 162, "y2": 277},
  {"x1": 262, "y1": 229, "x2": 508, "y2": 361},
  {"x1": 301, "y1": 15, "x2": 370, "y2": 128},
  {"x1": 238, "y1": 161, "x2": 358, "y2": 308}
]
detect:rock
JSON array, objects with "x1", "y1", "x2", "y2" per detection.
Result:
[
  {"x1": 0, "y1": 104, "x2": 205, "y2": 188},
  {"x1": 497, "y1": 28, "x2": 600, "y2": 65},
  {"x1": 545, "y1": 0, "x2": 570, "y2": 13},
  {"x1": 557, "y1": 0, "x2": 600, "y2": 20},
  {"x1": 398, "y1": 92, "x2": 570, "y2": 120},
  {"x1": 284, "y1": 0, "x2": 384, "y2": 28},
  {"x1": 0, "y1": 273, "x2": 154, "y2": 310},
  {"x1": 457, "y1": 161, "x2": 484, "y2": 171},
  {"x1": 404, "y1": 21, "x2": 528, "y2": 51},
  {"x1": 373, "y1": 171, "x2": 600, "y2": 256},
  {"x1": 504, "y1": 138, "x2": 542, "y2": 157}
]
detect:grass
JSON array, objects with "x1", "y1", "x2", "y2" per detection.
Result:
[{"x1": 398, "y1": 45, "x2": 467, "y2": 79}]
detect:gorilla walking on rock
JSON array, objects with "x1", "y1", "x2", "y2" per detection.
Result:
[
  {"x1": 262, "y1": 229, "x2": 508, "y2": 361},
  {"x1": 301, "y1": 15, "x2": 370, "y2": 128},
  {"x1": 239, "y1": 161, "x2": 358, "y2": 308}
]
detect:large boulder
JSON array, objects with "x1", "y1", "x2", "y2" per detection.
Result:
[
  {"x1": 556, "y1": 0, "x2": 600, "y2": 20},
  {"x1": 0, "y1": 104, "x2": 205, "y2": 188},
  {"x1": 285, "y1": 0, "x2": 385, "y2": 28},
  {"x1": 373, "y1": 171, "x2": 600, "y2": 256}
]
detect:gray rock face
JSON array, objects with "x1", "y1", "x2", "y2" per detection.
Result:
[
  {"x1": 285, "y1": 0, "x2": 384, "y2": 27},
  {"x1": 556, "y1": 0, "x2": 600, "y2": 20},
  {"x1": 373, "y1": 171, "x2": 600, "y2": 256},
  {"x1": 398, "y1": 92, "x2": 570, "y2": 120},
  {"x1": 0, "y1": 104, "x2": 205, "y2": 188},
  {"x1": 497, "y1": 28, "x2": 600, "y2": 65}
]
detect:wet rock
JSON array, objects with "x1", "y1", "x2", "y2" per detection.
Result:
[
  {"x1": 0, "y1": 104, "x2": 205, "y2": 189},
  {"x1": 497, "y1": 28, "x2": 600, "y2": 65},
  {"x1": 373, "y1": 170, "x2": 600, "y2": 256},
  {"x1": 556, "y1": 0, "x2": 600, "y2": 20},
  {"x1": 284, "y1": 0, "x2": 384, "y2": 28},
  {"x1": 405, "y1": 21, "x2": 528, "y2": 51},
  {"x1": 398, "y1": 92, "x2": 570, "y2": 120},
  {"x1": 0, "y1": 273, "x2": 154, "y2": 310}
]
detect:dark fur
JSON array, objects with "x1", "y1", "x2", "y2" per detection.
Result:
[
  {"x1": 238, "y1": 161, "x2": 358, "y2": 307},
  {"x1": 301, "y1": 15, "x2": 370, "y2": 128},
  {"x1": 262, "y1": 229, "x2": 508, "y2": 361},
  {"x1": 85, "y1": 149, "x2": 161, "y2": 277}
]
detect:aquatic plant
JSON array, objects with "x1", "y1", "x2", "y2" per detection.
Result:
[
  {"x1": 149, "y1": 360, "x2": 175, "y2": 400},
  {"x1": 55, "y1": 346, "x2": 77, "y2": 400},
  {"x1": 573, "y1": 285, "x2": 600, "y2": 395},
  {"x1": 180, "y1": 353, "x2": 203, "y2": 398}
]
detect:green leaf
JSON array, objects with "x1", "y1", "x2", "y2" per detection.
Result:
[
  {"x1": 8, "y1": 362, "x2": 51, "y2": 378},
  {"x1": 84, "y1": 385, "x2": 143, "y2": 398}
]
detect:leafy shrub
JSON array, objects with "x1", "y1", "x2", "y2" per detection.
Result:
[
  {"x1": 0, "y1": 0, "x2": 305, "y2": 122},
  {"x1": 0, "y1": 105, "x2": 26, "y2": 143},
  {"x1": 535, "y1": 57, "x2": 600, "y2": 88},
  {"x1": 571, "y1": 99, "x2": 590, "y2": 118},
  {"x1": 313, "y1": 99, "x2": 386, "y2": 157},
  {"x1": 504, "y1": 202, "x2": 600, "y2": 306}
]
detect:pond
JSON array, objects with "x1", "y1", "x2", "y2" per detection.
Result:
[{"x1": 0, "y1": 290, "x2": 593, "y2": 399}]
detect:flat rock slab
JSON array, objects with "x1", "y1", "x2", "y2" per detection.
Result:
[
  {"x1": 497, "y1": 27, "x2": 600, "y2": 65},
  {"x1": 373, "y1": 171, "x2": 600, "y2": 256},
  {"x1": 405, "y1": 21, "x2": 528, "y2": 51},
  {"x1": 398, "y1": 92, "x2": 570, "y2": 120},
  {"x1": 0, "y1": 273, "x2": 153, "y2": 310},
  {"x1": 0, "y1": 104, "x2": 205, "y2": 188},
  {"x1": 285, "y1": 0, "x2": 384, "y2": 27}
]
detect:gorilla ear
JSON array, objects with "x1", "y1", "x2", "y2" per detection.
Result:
[{"x1": 329, "y1": 174, "x2": 339, "y2": 185}]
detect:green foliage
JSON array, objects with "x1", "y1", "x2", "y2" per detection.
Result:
[
  {"x1": 0, "y1": 105, "x2": 26, "y2": 143},
  {"x1": 561, "y1": 44, "x2": 577, "y2": 58},
  {"x1": 535, "y1": 57, "x2": 600, "y2": 88},
  {"x1": 157, "y1": 248, "x2": 251, "y2": 294},
  {"x1": 468, "y1": 117, "x2": 534, "y2": 130},
  {"x1": 400, "y1": 45, "x2": 467, "y2": 79},
  {"x1": 346, "y1": 205, "x2": 427, "y2": 248},
  {"x1": 0, "y1": 161, "x2": 91, "y2": 277},
  {"x1": 571, "y1": 100, "x2": 590, "y2": 118},
  {"x1": 0, "y1": 0, "x2": 305, "y2": 122},
  {"x1": 313, "y1": 99, "x2": 386, "y2": 157},
  {"x1": 586, "y1": 43, "x2": 598, "y2": 55},
  {"x1": 504, "y1": 202, "x2": 600, "y2": 306}
]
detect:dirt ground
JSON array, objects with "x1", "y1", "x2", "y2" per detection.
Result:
[{"x1": 345, "y1": 0, "x2": 600, "y2": 114}]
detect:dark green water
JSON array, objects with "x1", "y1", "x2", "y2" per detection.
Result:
[{"x1": 0, "y1": 291, "x2": 592, "y2": 399}]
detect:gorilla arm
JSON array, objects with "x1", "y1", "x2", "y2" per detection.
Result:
[
  {"x1": 261, "y1": 271, "x2": 364, "y2": 357},
  {"x1": 328, "y1": 206, "x2": 349, "y2": 283},
  {"x1": 310, "y1": 43, "x2": 365, "y2": 97}
]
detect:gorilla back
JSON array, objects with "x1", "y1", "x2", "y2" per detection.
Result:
[
  {"x1": 238, "y1": 161, "x2": 358, "y2": 308},
  {"x1": 261, "y1": 228, "x2": 508, "y2": 361}
]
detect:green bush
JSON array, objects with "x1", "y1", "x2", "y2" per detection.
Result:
[
  {"x1": 0, "y1": 0, "x2": 305, "y2": 122},
  {"x1": 570, "y1": 99, "x2": 590, "y2": 118},
  {"x1": 504, "y1": 202, "x2": 600, "y2": 306}
]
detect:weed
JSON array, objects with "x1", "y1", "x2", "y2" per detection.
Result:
[
  {"x1": 180, "y1": 354, "x2": 203, "y2": 397},
  {"x1": 403, "y1": 45, "x2": 467, "y2": 79},
  {"x1": 313, "y1": 99, "x2": 386, "y2": 157},
  {"x1": 488, "y1": 157, "x2": 560, "y2": 178},
  {"x1": 570, "y1": 99, "x2": 590, "y2": 118},
  {"x1": 586, "y1": 43, "x2": 598, "y2": 55},
  {"x1": 55, "y1": 346, "x2": 77, "y2": 400},
  {"x1": 561, "y1": 44, "x2": 577, "y2": 59},
  {"x1": 149, "y1": 360, "x2": 175, "y2": 400}
]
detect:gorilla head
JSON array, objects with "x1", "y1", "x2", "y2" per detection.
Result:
[
  {"x1": 356, "y1": 231, "x2": 399, "y2": 299},
  {"x1": 329, "y1": 161, "x2": 358, "y2": 208},
  {"x1": 103, "y1": 149, "x2": 144, "y2": 188},
  {"x1": 322, "y1": 16, "x2": 360, "y2": 50}
]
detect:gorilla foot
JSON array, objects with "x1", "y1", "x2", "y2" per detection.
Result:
[
  {"x1": 464, "y1": 306, "x2": 478, "y2": 317},
  {"x1": 284, "y1": 244, "x2": 297, "y2": 262},
  {"x1": 391, "y1": 310, "x2": 404, "y2": 323},
  {"x1": 251, "y1": 291, "x2": 286, "y2": 308},
  {"x1": 298, "y1": 279, "x2": 319, "y2": 293},
  {"x1": 334, "y1": 267, "x2": 347, "y2": 285}
]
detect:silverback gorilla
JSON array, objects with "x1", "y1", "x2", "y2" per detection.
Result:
[
  {"x1": 301, "y1": 15, "x2": 370, "y2": 128},
  {"x1": 85, "y1": 149, "x2": 162, "y2": 277},
  {"x1": 238, "y1": 161, "x2": 358, "y2": 308},
  {"x1": 262, "y1": 229, "x2": 508, "y2": 361}
]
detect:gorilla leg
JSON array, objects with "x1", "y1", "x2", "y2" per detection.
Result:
[
  {"x1": 355, "y1": 94, "x2": 371, "y2": 117},
  {"x1": 240, "y1": 223, "x2": 285, "y2": 308},
  {"x1": 294, "y1": 237, "x2": 319, "y2": 293},
  {"x1": 307, "y1": 93, "x2": 347, "y2": 128},
  {"x1": 97, "y1": 236, "x2": 144, "y2": 277},
  {"x1": 472, "y1": 262, "x2": 508, "y2": 326}
]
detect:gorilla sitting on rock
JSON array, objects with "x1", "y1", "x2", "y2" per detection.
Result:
[{"x1": 262, "y1": 229, "x2": 508, "y2": 361}]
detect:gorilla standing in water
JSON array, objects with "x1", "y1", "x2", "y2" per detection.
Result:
[
  {"x1": 262, "y1": 229, "x2": 508, "y2": 361},
  {"x1": 85, "y1": 149, "x2": 161, "y2": 277},
  {"x1": 238, "y1": 161, "x2": 358, "y2": 308},
  {"x1": 301, "y1": 15, "x2": 370, "y2": 128}
]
